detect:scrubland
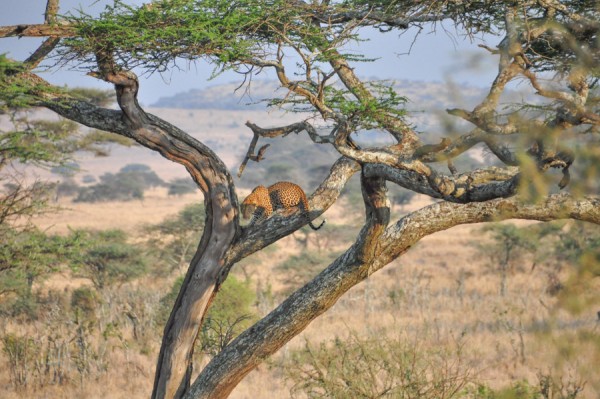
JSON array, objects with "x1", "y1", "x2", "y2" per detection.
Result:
[{"x1": 1, "y1": 186, "x2": 597, "y2": 399}]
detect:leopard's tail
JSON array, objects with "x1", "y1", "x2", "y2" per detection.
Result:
[
  {"x1": 301, "y1": 194, "x2": 325, "y2": 230},
  {"x1": 309, "y1": 219, "x2": 325, "y2": 230}
]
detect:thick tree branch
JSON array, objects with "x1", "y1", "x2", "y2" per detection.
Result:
[
  {"x1": 231, "y1": 157, "x2": 360, "y2": 259},
  {"x1": 0, "y1": 23, "x2": 75, "y2": 38},
  {"x1": 364, "y1": 164, "x2": 520, "y2": 203}
]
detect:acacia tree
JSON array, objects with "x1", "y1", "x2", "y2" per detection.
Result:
[{"x1": 1, "y1": 1, "x2": 599, "y2": 398}]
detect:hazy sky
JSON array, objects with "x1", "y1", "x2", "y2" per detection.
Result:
[{"x1": 1, "y1": 0, "x2": 500, "y2": 105}]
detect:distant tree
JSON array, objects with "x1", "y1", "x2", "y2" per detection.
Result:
[
  {"x1": 56, "y1": 178, "x2": 79, "y2": 199},
  {"x1": 144, "y1": 203, "x2": 205, "y2": 273},
  {"x1": 477, "y1": 223, "x2": 539, "y2": 296},
  {"x1": 75, "y1": 172, "x2": 144, "y2": 202},
  {"x1": 541, "y1": 222, "x2": 600, "y2": 313},
  {"x1": 51, "y1": 161, "x2": 80, "y2": 177},
  {"x1": 118, "y1": 164, "x2": 164, "y2": 188},
  {"x1": 74, "y1": 166, "x2": 163, "y2": 202},
  {"x1": 1, "y1": 1, "x2": 599, "y2": 398},
  {"x1": 81, "y1": 174, "x2": 96, "y2": 184},
  {"x1": 391, "y1": 188, "x2": 416, "y2": 212},
  {"x1": 75, "y1": 229, "x2": 148, "y2": 290},
  {"x1": 167, "y1": 177, "x2": 198, "y2": 196},
  {"x1": 70, "y1": 286, "x2": 100, "y2": 320},
  {"x1": 0, "y1": 227, "x2": 83, "y2": 317},
  {"x1": 120, "y1": 163, "x2": 151, "y2": 173}
]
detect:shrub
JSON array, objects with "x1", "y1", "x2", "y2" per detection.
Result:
[
  {"x1": 75, "y1": 229, "x2": 148, "y2": 289},
  {"x1": 143, "y1": 203, "x2": 205, "y2": 273},
  {"x1": 158, "y1": 275, "x2": 257, "y2": 356},
  {"x1": 284, "y1": 331, "x2": 473, "y2": 399},
  {"x1": 71, "y1": 287, "x2": 100, "y2": 319}
]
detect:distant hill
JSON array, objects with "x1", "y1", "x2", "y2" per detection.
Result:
[
  {"x1": 152, "y1": 80, "x2": 281, "y2": 110},
  {"x1": 151, "y1": 79, "x2": 489, "y2": 113}
]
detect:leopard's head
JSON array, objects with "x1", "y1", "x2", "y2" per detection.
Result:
[
  {"x1": 241, "y1": 202, "x2": 256, "y2": 219},
  {"x1": 241, "y1": 185, "x2": 268, "y2": 219}
]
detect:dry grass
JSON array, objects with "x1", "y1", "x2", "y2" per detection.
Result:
[
  {"x1": 2, "y1": 184, "x2": 598, "y2": 399},
  {"x1": 35, "y1": 187, "x2": 201, "y2": 235}
]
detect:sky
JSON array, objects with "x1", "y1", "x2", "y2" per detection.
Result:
[{"x1": 0, "y1": 0, "x2": 501, "y2": 105}]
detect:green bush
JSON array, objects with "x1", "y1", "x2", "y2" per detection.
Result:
[
  {"x1": 1, "y1": 333, "x2": 36, "y2": 388},
  {"x1": 284, "y1": 331, "x2": 473, "y2": 399},
  {"x1": 71, "y1": 287, "x2": 100, "y2": 319},
  {"x1": 277, "y1": 250, "x2": 340, "y2": 291},
  {"x1": 75, "y1": 229, "x2": 148, "y2": 289},
  {"x1": 157, "y1": 275, "x2": 257, "y2": 356}
]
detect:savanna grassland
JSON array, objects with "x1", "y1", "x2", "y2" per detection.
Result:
[{"x1": 2, "y1": 98, "x2": 599, "y2": 399}]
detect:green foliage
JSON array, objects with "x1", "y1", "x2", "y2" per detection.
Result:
[
  {"x1": 467, "y1": 381, "x2": 538, "y2": 399},
  {"x1": 323, "y1": 81, "x2": 408, "y2": 130},
  {"x1": 0, "y1": 117, "x2": 79, "y2": 167},
  {"x1": 478, "y1": 221, "x2": 600, "y2": 311},
  {"x1": 66, "y1": 87, "x2": 115, "y2": 107},
  {"x1": 144, "y1": 202, "x2": 205, "y2": 273},
  {"x1": 61, "y1": 0, "x2": 282, "y2": 73},
  {"x1": 0, "y1": 54, "x2": 60, "y2": 109},
  {"x1": 0, "y1": 107, "x2": 129, "y2": 174},
  {"x1": 480, "y1": 223, "x2": 539, "y2": 268},
  {"x1": 75, "y1": 229, "x2": 148, "y2": 289},
  {"x1": 284, "y1": 331, "x2": 473, "y2": 399},
  {"x1": 71, "y1": 287, "x2": 100, "y2": 319},
  {"x1": 466, "y1": 372, "x2": 585, "y2": 399},
  {"x1": 156, "y1": 276, "x2": 183, "y2": 328},
  {"x1": 1, "y1": 333, "x2": 36, "y2": 388},
  {"x1": 77, "y1": 129, "x2": 135, "y2": 153},
  {"x1": 476, "y1": 222, "x2": 540, "y2": 296},
  {"x1": 557, "y1": 246, "x2": 600, "y2": 314},
  {"x1": 158, "y1": 275, "x2": 256, "y2": 356},
  {"x1": 199, "y1": 275, "x2": 257, "y2": 356},
  {"x1": 0, "y1": 227, "x2": 85, "y2": 302}
]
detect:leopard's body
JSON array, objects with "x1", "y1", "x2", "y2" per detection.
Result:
[{"x1": 241, "y1": 181, "x2": 325, "y2": 230}]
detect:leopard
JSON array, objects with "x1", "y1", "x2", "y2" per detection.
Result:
[{"x1": 241, "y1": 181, "x2": 325, "y2": 230}]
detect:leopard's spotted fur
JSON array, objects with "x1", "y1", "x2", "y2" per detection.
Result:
[{"x1": 241, "y1": 181, "x2": 325, "y2": 230}]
